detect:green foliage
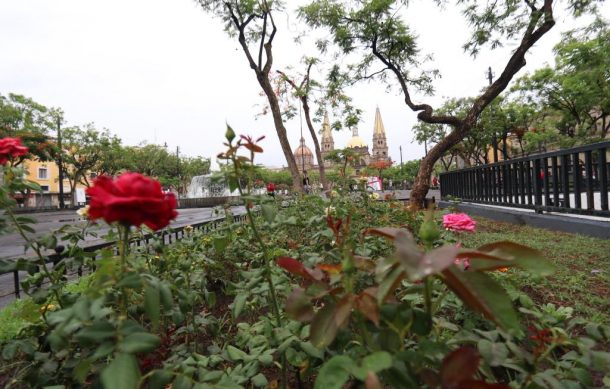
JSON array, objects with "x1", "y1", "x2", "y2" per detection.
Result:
[
  {"x1": 1, "y1": 141, "x2": 608, "y2": 388},
  {"x1": 512, "y1": 22, "x2": 610, "y2": 143},
  {"x1": 0, "y1": 93, "x2": 58, "y2": 165}
]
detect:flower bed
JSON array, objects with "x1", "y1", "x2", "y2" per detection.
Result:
[{"x1": 1, "y1": 134, "x2": 608, "y2": 388}]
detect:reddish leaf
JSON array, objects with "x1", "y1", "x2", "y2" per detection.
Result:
[
  {"x1": 441, "y1": 346, "x2": 480, "y2": 388},
  {"x1": 456, "y1": 380, "x2": 510, "y2": 389},
  {"x1": 365, "y1": 371, "x2": 383, "y2": 389},
  {"x1": 356, "y1": 288, "x2": 380, "y2": 326},
  {"x1": 334, "y1": 295, "x2": 354, "y2": 327},
  {"x1": 441, "y1": 266, "x2": 520, "y2": 332},
  {"x1": 317, "y1": 263, "x2": 342, "y2": 275},
  {"x1": 243, "y1": 143, "x2": 263, "y2": 153},
  {"x1": 394, "y1": 232, "x2": 460, "y2": 281},
  {"x1": 353, "y1": 256, "x2": 376, "y2": 272},
  {"x1": 466, "y1": 241, "x2": 554, "y2": 275},
  {"x1": 277, "y1": 257, "x2": 323, "y2": 281},
  {"x1": 363, "y1": 227, "x2": 412, "y2": 241},
  {"x1": 310, "y1": 302, "x2": 338, "y2": 348},
  {"x1": 285, "y1": 288, "x2": 314, "y2": 322}
]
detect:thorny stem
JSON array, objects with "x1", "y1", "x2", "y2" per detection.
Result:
[
  {"x1": 119, "y1": 225, "x2": 130, "y2": 317},
  {"x1": 6, "y1": 207, "x2": 64, "y2": 309},
  {"x1": 232, "y1": 155, "x2": 287, "y2": 388}
]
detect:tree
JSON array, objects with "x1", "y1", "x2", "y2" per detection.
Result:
[
  {"x1": 513, "y1": 23, "x2": 610, "y2": 140},
  {"x1": 197, "y1": 0, "x2": 304, "y2": 191},
  {"x1": 300, "y1": 0, "x2": 600, "y2": 207},
  {"x1": 277, "y1": 59, "x2": 329, "y2": 190},
  {"x1": 0, "y1": 93, "x2": 58, "y2": 165},
  {"x1": 62, "y1": 124, "x2": 118, "y2": 205}
]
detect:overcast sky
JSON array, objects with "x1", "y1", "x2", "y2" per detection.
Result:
[{"x1": 1, "y1": 0, "x2": 606, "y2": 170}]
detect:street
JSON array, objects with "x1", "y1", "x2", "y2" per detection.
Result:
[{"x1": 0, "y1": 206, "x2": 245, "y2": 307}]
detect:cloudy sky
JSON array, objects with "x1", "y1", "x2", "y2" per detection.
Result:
[{"x1": 0, "y1": 0, "x2": 606, "y2": 169}]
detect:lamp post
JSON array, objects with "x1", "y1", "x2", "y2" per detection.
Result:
[{"x1": 56, "y1": 115, "x2": 65, "y2": 209}]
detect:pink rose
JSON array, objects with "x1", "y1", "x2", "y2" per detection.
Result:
[{"x1": 443, "y1": 213, "x2": 476, "y2": 232}]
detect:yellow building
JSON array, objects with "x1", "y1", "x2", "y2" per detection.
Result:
[
  {"x1": 22, "y1": 159, "x2": 73, "y2": 193},
  {"x1": 17, "y1": 159, "x2": 88, "y2": 208}
]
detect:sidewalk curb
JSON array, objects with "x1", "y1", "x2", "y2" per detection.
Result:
[{"x1": 439, "y1": 201, "x2": 610, "y2": 239}]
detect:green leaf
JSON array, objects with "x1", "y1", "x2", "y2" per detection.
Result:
[
  {"x1": 159, "y1": 282, "x2": 173, "y2": 310},
  {"x1": 76, "y1": 322, "x2": 116, "y2": 343},
  {"x1": 478, "y1": 340, "x2": 509, "y2": 367},
  {"x1": 116, "y1": 273, "x2": 143, "y2": 289},
  {"x1": 442, "y1": 266, "x2": 521, "y2": 333},
  {"x1": 251, "y1": 373, "x2": 268, "y2": 388},
  {"x1": 101, "y1": 353, "x2": 141, "y2": 389},
  {"x1": 226, "y1": 345, "x2": 249, "y2": 362},
  {"x1": 73, "y1": 358, "x2": 92, "y2": 384},
  {"x1": 148, "y1": 370, "x2": 173, "y2": 389},
  {"x1": 361, "y1": 351, "x2": 393, "y2": 374},
  {"x1": 299, "y1": 341, "x2": 324, "y2": 359},
  {"x1": 310, "y1": 302, "x2": 338, "y2": 348},
  {"x1": 214, "y1": 236, "x2": 228, "y2": 253},
  {"x1": 119, "y1": 333, "x2": 161, "y2": 354},
  {"x1": 314, "y1": 355, "x2": 354, "y2": 389},
  {"x1": 144, "y1": 284, "x2": 160, "y2": 331},
  {"x1": 232, "y1": 294, "x2": 247, "y2": 319},
  {"x1": 261, "y1": 204, "x2": 277, "y2": 223}
]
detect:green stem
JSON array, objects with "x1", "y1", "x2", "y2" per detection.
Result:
[
  {"x1": 233, "y1": 156, "x2": 285, "y2": 388},
  {"x1": 424, "y1": 276, "x2": 432, "y2": 315},
  {"x1": 119, "y1": 225, "x2": 130, "y2": 317},
  {"x1": 6, "y1": 207, "x2": 64, "y2": 309}
]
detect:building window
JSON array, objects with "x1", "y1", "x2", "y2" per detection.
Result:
[
  {"x1": 40, "y1": 185, "x2": 49, "y2": 192},
  {"x1": 38, "y1": 167, "x2": 48, "y2": 179}
]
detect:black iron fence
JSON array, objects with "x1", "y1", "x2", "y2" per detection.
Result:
[
  {"x1": 0, "y1": 212, "x2": 249, "y2": 305},
  {"x1": 440, "y1": 141, "x2": 610, "y2": 217}
]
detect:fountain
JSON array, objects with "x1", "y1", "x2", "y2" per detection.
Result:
[{"x1": 187, "y1": 174, "x2": 239, "y2": 198}]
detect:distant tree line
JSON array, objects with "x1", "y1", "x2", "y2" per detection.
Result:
[{"x1": 0, "y1": 93, "x2": 211, "y2": 195}]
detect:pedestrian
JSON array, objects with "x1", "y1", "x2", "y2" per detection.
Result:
[
  {"x1": 266, "y1": 182, "x2": 275, "y2": 197},
  {"x1": 302, "y1": 171, "x2": 311, "y2": 194}
]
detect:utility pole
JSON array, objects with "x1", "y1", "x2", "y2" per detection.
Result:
[
  {"x1": 399, "y1": 145, "x2": 403, "y2": 170},
  {"x1": 176, "y1": 146, "x2": 180, "y2": 194},
  {"x1": 56, "y1": 115, "x2": 65, "y2": 209},
  {"x1": 487, "y1": 66, "x2": 499, "y2": 163}
]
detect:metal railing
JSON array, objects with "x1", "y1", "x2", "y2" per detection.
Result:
[
  {"x1": 440, "y1": 141, "x2": 610, "y2": 217},
  {"x1": 0, "y1": 212, "x2": 249, "y2": 305}
]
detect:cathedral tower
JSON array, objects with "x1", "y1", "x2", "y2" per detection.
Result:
[
  {"x1": 371, "y1": 107, "x2": 390, "y2": 163},
  {"x1": 320, "y1": 111, "x2": 334, "y2": 167}
]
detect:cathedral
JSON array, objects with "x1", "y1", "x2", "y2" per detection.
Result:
[{"x1": 293, "y1": 107, "x2": 391, "y2": 174}]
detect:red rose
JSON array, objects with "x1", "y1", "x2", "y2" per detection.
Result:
[
  {"x1": 86, "y1": 172, "x2": 178, "y2": 230},
  {"x1": 0, "y1": 137, "x2": 29, "y2": 164}
]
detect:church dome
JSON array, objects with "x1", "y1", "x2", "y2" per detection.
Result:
[
  {"x1": 294, "y1": 137, "x2": 314, "y2": 157},
  {"x1": 346, "y1": 135, "x2": 367, "y2": 148}
]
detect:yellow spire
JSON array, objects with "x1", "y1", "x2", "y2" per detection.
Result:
[
  {"x1": 322, "y1": 111, "x2": 332, "y2": 138},
  {"x1": 374, "y1": 106, "x2": 385, "y2": 135}
]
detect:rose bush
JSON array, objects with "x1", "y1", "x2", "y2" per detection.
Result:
[
  {"x1": 86, "y1": 172, "x2": 178, "y2": 230},
  {"x1": 443, "y1": 212, "x2": 476, "y2": 232},
  {"x1": 0, "y1": 137, "x2": 29, "y2": 165}
]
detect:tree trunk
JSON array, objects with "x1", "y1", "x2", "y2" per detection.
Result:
[
  {"x1": 259, "y1": 76, "x2": 303, "y2": 191},
  {"x1": 411, "y1": 126, "x2": 468, "y2": 207},
  {"x1": 301, "y1": 97, "x2": 328, "y2": 190}
]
